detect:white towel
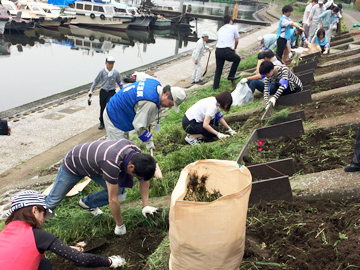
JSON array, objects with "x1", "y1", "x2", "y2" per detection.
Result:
[{"x1": 105, "y1": 66, "x2": 114, "y2": 78}]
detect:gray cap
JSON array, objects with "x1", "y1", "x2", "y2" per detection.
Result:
[{"x1": 170, "y1": 87, "x2": 186, "y2": 113}]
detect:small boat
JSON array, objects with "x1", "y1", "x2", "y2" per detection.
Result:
[
  {"x1": 109, "y1": 0, "x2": 157, "y2": 29},
  {"x1": 36, "y1": 2, "x2": 76, "y2": 25},
  {"x1": 53, "y1": 0, "x2": 134, "y2": 30},
  {"x1": 17, "y1": 1, "x2": 62, "y2": 27},
  {"x1": 2, "y1": 0, "x2": 37, "y2": 28},
  {"x1": 151, "y1": 15, "x2": 171, "y2": 29},
  {"x1": 0, "y1": 5, "x2": 11, "y2": 35}
]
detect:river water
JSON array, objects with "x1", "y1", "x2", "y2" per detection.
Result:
[{"x1": 0, "y1": 0, "x2": 263, "y2": 112}]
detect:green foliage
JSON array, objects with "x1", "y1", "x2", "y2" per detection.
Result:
[
  {"x1": 268, "y1": 108, "x2": 292, "y2": 125},
  {"x1": 237, "y1": 54, "x2": 258, "y2": 71},
  {"x1": 144, "y1": 236, "x2": 170, "y2": 270}
]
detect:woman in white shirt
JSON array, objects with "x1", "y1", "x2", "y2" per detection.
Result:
[{"x1": 182, "y1": 91, "x2": 237, "y2": 145}]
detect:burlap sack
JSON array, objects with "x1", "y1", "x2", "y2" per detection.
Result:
[
  {"x1": 169, "y1": 159, "x2": 252, "y2": 270},
  {"x1": 300, "y1": 43, "x2": 322, "y2": 57}
]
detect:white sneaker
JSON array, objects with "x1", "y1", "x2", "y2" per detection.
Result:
[
  {"x1": 185, "y1": 134, "x2": 199, "y2": 145},
  {"x1": 79, "y1": 198, "x2": 104, "y2": 216}
]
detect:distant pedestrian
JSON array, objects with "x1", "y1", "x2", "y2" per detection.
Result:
[
  {"x1": 1, "y1": 190, "x2": 126, "y2": 269},
  {"x1": 213, "y1": 15, "x2": 241, "y2": 90},
  {"x1": 88, "y1": 56, "x2": 123, "y2": 130},
  {"x1": 308, "y1": 0, "x2": 326, "y2": 40},
  {"x1": 276, "y1": 5, "x2": 305, "y2": 63},
  {"x1": 258, "y1": 34, "x2": 277, "y2": 52},
  {"x1": 191, "y1": 32, "x2": 210, "y2": 84},
  {"x1": 344, "y1": 124, "x2": 360, "y2": 172}
]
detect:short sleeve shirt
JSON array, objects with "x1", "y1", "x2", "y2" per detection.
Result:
[
  {"x1": 216, "y1": 24, "x2": 240, "y2": 48},
  {"x1": 303, "y1": 3, "x2": 313, "y2": 22},
  {"x1": 185, "y1": 97, "x2": 219, "y2": 123}
]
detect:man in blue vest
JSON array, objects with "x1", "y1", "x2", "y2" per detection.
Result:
[
  {"x1": 103, "y1": 78, "x2": 186, "y2": 151},
  {"x1": 276, "y1": 5, "x2": 305, "y2": 63}
]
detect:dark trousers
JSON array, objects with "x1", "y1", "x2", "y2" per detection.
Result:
[
  {"x1": 99, "y1": 89, "x2": 116, "y2": 124},
  {"x1": 352, "y1": 124, "x2": 360, "y2": 166},
  {"x1": 213, "y1": 48, "x2": 241, "y2": 89},
  {"x1": 248, "y1": 80, "x2": 264, "y2": 93},
  {"x1": 276, "y1": 37, "x2": 287, "y2": 60},
  {"x1": 38, "y1": 257, "x2": 52, "y2": 270},
  {"x1": 269, "y1": 83, "x2": 302, "y2": 96},
  {"x1": 182, "y1": 115, "x2": 219, "y2": 138}
]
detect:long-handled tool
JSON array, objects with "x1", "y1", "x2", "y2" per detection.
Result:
[
  {"x1": 202, "y1": 50, "x2": 212, "y2": 76},
  {"x1": 151, "y1": 148, "x2": 163, "y2": 178}
]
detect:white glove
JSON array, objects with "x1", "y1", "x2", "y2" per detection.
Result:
[
  {"x1": 142, "y1": 205, "x2": 158, "y2": 218},
  {"x1": 332, "y1": 24, "x2": 337, "y2": 30},
  {"x1": 323, "y1": 50, "x2": 328, "y2": 55},
  {"x1": 216, "y1": 132, "x2": 230, "y2": 139},
  {"x1": 269, "y1": 97, "x2": 276, "y2": 107},
  {"x1": 109, "y1": 255, "x2": 126, "y2": 268},
  {"x1": 288, "y1": 52, "x2": 293, "y2": 59},
  {"x1": 146, "y1": 141, "x2": 155, "y2": 150},
  {"x1": 114, "y1": 224, "x2": 126, "y2": 236},
  {"x1": 88, "y1": 91, "x2": 92, "y2": 98},
  {"x1": 227, "y1": 127, "x2": 237, "y2": 136},
  {"x1": 240, "y1": 78, "x2": 248, "y2": 84}
]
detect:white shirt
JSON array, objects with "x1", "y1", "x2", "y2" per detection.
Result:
[
  {"x1": 303, "y1": 3, "x2": 313, "y2": 23},
  {"x1": 216, "y1": 24, "x2": 240, "y2": 48},
  {"x1": 185, "y1": 97, "x2": 219, "y2": 123},
  {"x1": 280, "y1": 15, "x2": 292, "y2": 38}
]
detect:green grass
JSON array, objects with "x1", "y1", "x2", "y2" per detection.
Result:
[
  {"x1": 144, "y1": 236, "x2": 170, "y2": 270},
  {"x1": 237, "y1": 54, "x2": 258, "y2": 72}
]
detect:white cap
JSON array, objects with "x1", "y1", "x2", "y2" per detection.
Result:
[
  {"x1": 170, "y1": 87, "x2": 186, "y2": 113},
  {"x1": 318, "y1": 0, "x2": 324, "y2": 4},
  {"x1": 106, "y1": 56, "x2": 115, "y2": 63},
  {"x1": 257, "y1": 36, "x2": 263, "y2": 45}
]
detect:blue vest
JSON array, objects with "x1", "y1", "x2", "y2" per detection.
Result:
[
  {"x1": 107, "y1": 79, "x2": 161, "y2": 132},
  {"x1": 277, "y1": 16, "x2": 292, "y2": 40},
  {"x1": 289, "y1": 28, "x2": 297, "y2": 45},
  {"x1": 315, "y1": 35, "x2": 329, "y2": 46}
]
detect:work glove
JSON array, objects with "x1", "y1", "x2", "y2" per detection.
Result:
[
  {"x1": 323, "y1": 50, "x2": 328, "y2": 55},
  {"x1": 109, "y1": 255, "x2": 126, "y2": 268},
  {"x1": 146, "y1": 141, "x2": 155, "y2": 150},
  {"x1": 88, "y1": 91, "x2": 92, "y2": 98},
  {"x1": 227, "y1": 127, "x2": 237, "y2": 136},
  {"x1": 332, "y1": 24, "x2": 337, "y2": 30},
  {"x1": 217, "y1": 133, "x2": 230, "y2": 139},
  {"x1": 269, "y1": 97, "x2": 277, "y2": 107},
  {"x1": 288, "y1": 52, "x2": 293, "y2": 59},
  {"x1": 240, "y1": 78, "x2": 248, "y2": 84},
  {"x1": 142, "y1": 206, "x2": 158, "y2": 218},
  {"x1": 114, "y1": 224, "x2": 126, "y2": 236}
]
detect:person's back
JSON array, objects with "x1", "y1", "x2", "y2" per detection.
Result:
[{"x1": 185, "y1": 97, "x2": 218, "y2": 123}]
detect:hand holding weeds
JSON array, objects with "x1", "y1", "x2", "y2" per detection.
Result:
[{"x1": 109, "y1": 255, "x2": 126, "y2": 268}]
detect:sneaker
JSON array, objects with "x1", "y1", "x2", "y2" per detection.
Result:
[
  {"x1": 98, "y1": 122, "x2": 104, "y2": 129},
  {"x1": 344, "y1": 164, "x2": 360, "y2": 172},
  {"x1": 79, "y1": 198, "x2": 104, "y2": 216},
  {"x1": 185, "y1": 134, "x2": 199, "y2": 145}
]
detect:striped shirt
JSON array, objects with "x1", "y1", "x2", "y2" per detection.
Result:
[
  {"x1": 63, "y1": 139, "x2": 141, "y2": 186},
  {"x1": 264, "y1": 66, "x2": 303, "y2": 104}
]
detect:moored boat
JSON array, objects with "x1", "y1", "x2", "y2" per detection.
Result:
[
  {"x1": 17, "y1": 1, "x2": 62, "y2": 27},
  {"x1": 0, "y1": 5, "x2": 11, "y2": 35}
]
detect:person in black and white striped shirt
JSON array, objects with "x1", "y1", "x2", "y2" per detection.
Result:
[{"x1": 259, "y1": 61, "x2": 303, "y2": 107}]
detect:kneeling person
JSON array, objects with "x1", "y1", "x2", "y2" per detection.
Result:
[
  {"x1": 312, "y1": 28, "x2": 330, "y2": 54},
  {"x1": 182, "y1": 91, "x2": 237, "y2": 145},
  {"x1": 45, "y1": 139, "x2": 158, "y2": 236},
  {"x1": 259, "y1": 61, "x2": 303, "y2": 107}
]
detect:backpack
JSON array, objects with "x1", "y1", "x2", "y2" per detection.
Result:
[{"x1": 0, "y1": 119, "x2": 11, "y2": 135}]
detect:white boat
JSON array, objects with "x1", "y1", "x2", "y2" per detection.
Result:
[
  {"x1": 0, "y1": 5, "x2": 11, "y2": 35},
  {"x1": 17, "y1": 1, "x2": 62, "y2": 27},
  {"x1": 2, "y1": 0, "x2": 38, "y2": 25},
  {"x1": 36, "y1": 2, "x2": 76, "y2": 25},
  {"x1": 63, "y1": 0, "x2": 134, "y2": 30},
  {"x1": 109, "y1": 0, "x2": 156, "y2": 29}
]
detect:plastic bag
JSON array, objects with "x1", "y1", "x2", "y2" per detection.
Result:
[{"x1": 231, "y1": 82, "x2": 254, "y2": 107}]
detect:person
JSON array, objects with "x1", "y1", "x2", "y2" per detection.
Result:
[
  {"x1": 191, "y1": 32, "x2": 210, "y2": 84},
  {"x1": 0, "y1": 190, "x2": 126, "y2": 269},
  {"x1": 257, "y1": 34, "x2": 277, "y2": 52},
  {"x1": 308, "y1": 0, "x2": 326, "y2": 40},
  {"x1": 317, "y1": 6, "x2": 339, "y2": 43},
  {"x1": 312, "y1": 28, "x2": 330, "y2": 54},
  {"x1": 45, "y1": 139, "x2": 158, "y2": 237},
  {"x1": 303, "y1": 0, "x2": 318, "y2": 37},
  {"x1": 88, "y1": 56, "x2": 123, "y2": 130},
  {"x1": 288, "y1": 27, "x2": 310, "y2": 48},
  {"x1": 276, "y1": 5, "x2": 305, "y2": 63},
  {"x1": 259, "y1": 61, "x2": 303, "y2": 108},
  {"x1": 213, "y1": 15, "x2": 241, "y2": 90},
  {"x1": 103, "y1": 78, "x2": 186, "y2": 151},
  {"x1": 344, "y1": 124, "x2": 360, "y2": 172},
  {"x1": 240, "y1": 50, "x2": 284, "y2": 94},
  {"x1": 182, "y1": 91, "x2": 236, "y2": 145}
]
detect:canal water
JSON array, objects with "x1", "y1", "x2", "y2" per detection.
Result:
[{"x1": 0, "y1": 0, "x2": 264, "y2": 112}]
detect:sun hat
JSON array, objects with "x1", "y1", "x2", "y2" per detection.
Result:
[
  {"x1": 202, "y1": 32, "x2": 209, "y2": 37},
  {"x1": 106, "y1": 56, "x2": 115, "y2": 63},
  {"x1": 257, "y1": 36, "x2": 263, "y2": 45},
  {"x1": 318, "y1": 0, "x2": 324, "y2": 4},
  {"x1": 170, "y1": 87, "x2": 186, "y2": 113},
  {"x1": 6, "y1": 190, "x2": 56, "y2": 220}
]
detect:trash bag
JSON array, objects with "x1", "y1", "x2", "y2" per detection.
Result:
[
  {"x1": 131, "y1": 71, "x2": 156, "y2": 81},
  {"x1": 231, "y1": 82, "x2": 254, "y2": 107},
  {"x1": 169, "y1": 159, "x2": 252, "y2": 270}
]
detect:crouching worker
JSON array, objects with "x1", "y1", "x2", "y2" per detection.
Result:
[
  {"x1": 191, "y1": 32, "x2": 210, "y2": 84},
  {"x1": 259, "y1": 61, "x2": 303, "y2": 108},
  {"x1": 182, "y1": 91, "x2": 236, "y2": 145},
  {"x1": 0, "y1": 190, "x2": 126, "y2": 269},
  {"x1": 312, "y1": 28, "x2": 330, "y2": 54},
  {"x1": 45, "y1": 139, "x2": 159, "y2": 237}
]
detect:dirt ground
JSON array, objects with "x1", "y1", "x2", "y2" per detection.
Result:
[
  {"x1": 315, "y1": 61, "x2": 360, "y2": 76},
  {"x1": 311, "y1": 74, "x2": 360, "y2": 93},
  {"x1": 243, "y1": 198, "x2": 360, "y2": 270},
  {"x1": 243, "y1": 125, "x2": 358, "y2": 175}
]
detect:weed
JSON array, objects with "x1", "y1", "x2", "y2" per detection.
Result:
[{"x1": 183, "y1": 172, "x2": 222, "y2": 202}]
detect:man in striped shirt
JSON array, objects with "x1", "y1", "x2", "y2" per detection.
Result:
[
  {"x1": 259, "y1": 61, "x2": 303, "y2": 107},
  {"x1": 45, "y1": 139, "x2": 158, "y2": 236}
]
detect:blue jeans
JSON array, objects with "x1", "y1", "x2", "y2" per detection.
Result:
[
  {"x1": 45, "y1": 164, "x2": 125, "y2": 210},
  {"x1": 247, "y1": 80, "x2": 264, "y2": 93}
]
